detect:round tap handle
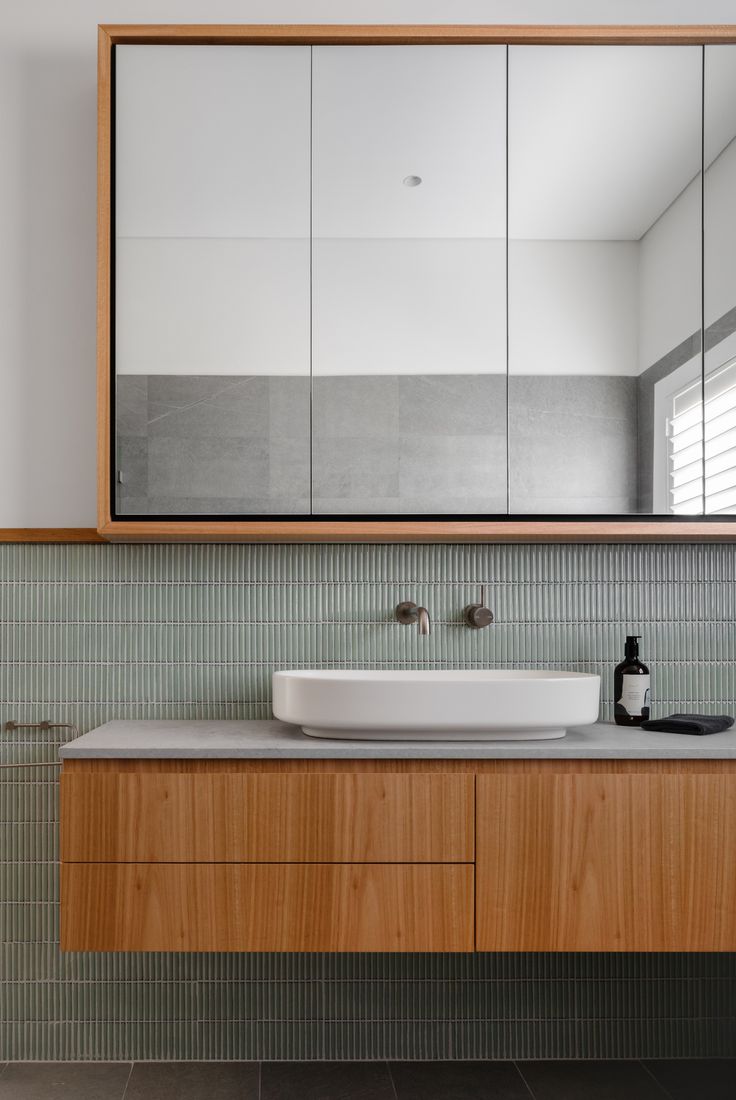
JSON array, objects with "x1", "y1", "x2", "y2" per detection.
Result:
[{"x1": 464, "y1": 586, "x2": 494, "y2": 629}]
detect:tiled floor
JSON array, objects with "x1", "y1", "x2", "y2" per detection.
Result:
[{"x1": 0, "y1": 1059, "x2": 732, "y2": 1099}]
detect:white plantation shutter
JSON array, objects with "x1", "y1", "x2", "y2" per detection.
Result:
[{"x1": 668, "y1": 357, "x2": 736, "y2": 515}]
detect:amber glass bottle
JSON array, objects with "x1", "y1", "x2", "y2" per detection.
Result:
[{"x1": 614, "y1": 635, "x2": 650, "y2": 727}]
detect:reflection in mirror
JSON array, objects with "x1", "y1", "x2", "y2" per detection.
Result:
[
  {"x1": 704, "y1": 46, "x2": 736, "y2": 515},
  {"x1": 113, "y1": 46, "x2": 312, "y2": 516},
  {"x1": 508, "y1": 46, "x2": 703, "y2": 515},
  {"x1": 311, "y1": 46, "x2": 507, "y2": 514}
]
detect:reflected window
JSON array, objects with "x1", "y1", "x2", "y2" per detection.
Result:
[{"x1": 666, "y1": 356, "x2": 736, "y2": 515}]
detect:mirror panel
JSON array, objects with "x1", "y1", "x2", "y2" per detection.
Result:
[
  {"x1": 108, "y1": 36, "x2": 735, "y2": 529},
  {"x1": 114, "y1": 46, "x2": 311, "y2": 516},
  {"x1": 311, "y1": 46, "x2": 507, "y2": 515},
  {"x1": 507, "y1": 46, "x2": 703, "y2": 515},
  {"x1": 704, "y1": 45, "x2": 736, "y2": 516}
]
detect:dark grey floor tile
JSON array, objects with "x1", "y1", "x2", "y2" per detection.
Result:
[
  {"x1": 517, "y1": 1060, "x2": 669, "y2": 1100},
  {"x1": 261, "y1": 1060, "x2": 395, "y2": 1100},
  {"x1": 0, "y1": 1062, "x2": 132, "y2": 1100},
  {"x1": 390, "y1": 1061, "x2": 531, "y2": 1099},
  {"x1": 124, "y1": 1062, "x2": 259, "y2": 1099},
  {"x1": 643, "y1": 1059, "x2": 736, "y2": 1100}
]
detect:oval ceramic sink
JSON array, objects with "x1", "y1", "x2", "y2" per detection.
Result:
[{"x1": 272, "y1": 669, "x2": 600, "y2": 741}]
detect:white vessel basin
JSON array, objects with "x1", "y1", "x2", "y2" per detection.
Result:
[{"x1": 272, "y1": 669, "x2": 600, "y2": 741}]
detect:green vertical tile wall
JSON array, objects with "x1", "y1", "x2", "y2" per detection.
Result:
[{"x1": 0, "y1": 542, "x2": 735, "y2": 1060}]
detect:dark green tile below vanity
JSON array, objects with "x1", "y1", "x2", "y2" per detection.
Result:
[
  {"x1": 123, "y1": 1061, "x2": 260, "y2": 1099},
  {"x1": 517, "y1": 1060, "x2": 670, "y2": 1099},
  {"x1": 643, "y1": 1059, "x2": 736, "y2": 1099},
  {"x1": 0, "y1": 1062, "x2": 132, "y2": 1100},
  {"x1": 389, "y1": 1060, "x2": 532, "y2": 1099},
  {"x1": 261, "y1": 1060, "x2": 396, "y2": 1100}
]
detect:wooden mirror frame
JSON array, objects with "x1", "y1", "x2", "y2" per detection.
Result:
[{"x1": 97, "y1": 24, "x2": 736, "y2": 543}]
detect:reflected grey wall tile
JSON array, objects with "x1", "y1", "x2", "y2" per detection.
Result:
[
  {"x1": 394, "y1": 496, "x2": 507, "y2": 515},
  {"x1": 115, "y1": 377, "x2": 147, "y2": 437},
  {"x1": 147, "y1": 375, "x2": 233, "y2": 408},
  {"x1": 399, "y1": 435, "x2": 506, "y2": 508},
  {"x1": 514, "y1": 495, "x2": 634, "y2": 515},
  {"x1": 116, "y1": 376, "x2": 310, "y2": 515},
  {"x1": 269, "y1": 377, "x2": 310, "y2": 441},
  {"x1": 509, "y1": 376, "x2": 638, "y2": 514},
  {"x1": 313, "y1": 377, "x2": 399, "y2": 437},
  {"x1": 119, "y1": 496, "x2": 310, "y2": 516},
  {"x1": 706, "y1": 303, "x2": 736, "y2": 351},
  {"x1": 116, "y1": 438, "x2": 148, "y2": 500},
  {"x1": 637, "y1": 374, "x2": 655, "y2": 513},
  {"x1": 147, "y1": 379, "x2": 269, "y2": 439},
  {"x1": 312, "y1": 497, "x2": 404, "y2": 515},
  {"x1": 399, "y1": 375, "x2": 506, "y2": 435},
  {"x1": 270, "y1": 434, "x2": 310, "y2": 505},
  {"x1": 313, "y1": 436, "x2": 399, "y2": 501},
  {"x1": 511, "y1": 375, "x2": 637, "y2": 420},
  {"x1": 148, "y1": 436, "x2": 269, "y2": 499}
]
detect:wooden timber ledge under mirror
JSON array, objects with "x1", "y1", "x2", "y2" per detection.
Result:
[{"x1": 90, "y1": 24, "x2": 736, "y2": 544}]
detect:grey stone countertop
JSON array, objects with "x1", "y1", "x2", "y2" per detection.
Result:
[{"x1": 59, "y1": 720, "x2": 736, "y2": 760}]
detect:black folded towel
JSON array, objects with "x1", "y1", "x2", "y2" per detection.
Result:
[{"x1": 641, "y1": 713, "x2": 734, "y2": 735}]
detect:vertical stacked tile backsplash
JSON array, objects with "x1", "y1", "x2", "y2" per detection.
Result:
[{"x1": 0, "y1": 541, "x2": 735, "y2": 1060}]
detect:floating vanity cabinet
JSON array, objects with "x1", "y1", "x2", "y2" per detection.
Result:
[
  {"x1": 61, "y1": 755, "x2": 736, "y2": 952},
  {"x1": 59, "y1": 762, "x2": 475, "y2": 952}
]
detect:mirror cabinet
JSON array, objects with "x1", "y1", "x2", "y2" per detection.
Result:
[{"x1": 98, "y1": 25, "x2": 736, "y2": 541}]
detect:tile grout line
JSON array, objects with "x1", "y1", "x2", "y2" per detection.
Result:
[
  {"x1": 385, "y1": 1060, "x2": 399, "y2": 1100},
  {"x1": 120, "y1": 1060, "x2": 134, "y2": 1100},
  {"x1": 639, "y1": 1059, "x2": 677, "y2": 1099},
  {"x1": 513, "y1": 1060, "x2": 539, "y2": 1100}
]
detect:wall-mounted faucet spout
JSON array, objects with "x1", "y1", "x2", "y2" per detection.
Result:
[{"x1": 395, "y1": 600, "x2": 431, "y2": 635}]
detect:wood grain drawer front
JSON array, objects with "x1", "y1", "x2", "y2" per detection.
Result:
[
  {"x1": 476, "y1": 772, "x2": 736, "y2": 951},
  {"x1": 61, "y1": 863, "x2": 474, "y2": 952},
  {"x1": 61, "y1": 771, "x2": 473, "y2": 863}
]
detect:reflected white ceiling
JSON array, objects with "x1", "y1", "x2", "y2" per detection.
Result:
[
  {"x1": 314, "y1": 44, "x2": 736, "y2": 243},
  {"x1": 313, "y1": 45, "x2": 507, "y2": 239},
  {"x1": 509, "y1": 46, "x2": 703, "y2": 241},
  {"x1": 705, "y1": 44, "x2": 736, "y2": 167}
]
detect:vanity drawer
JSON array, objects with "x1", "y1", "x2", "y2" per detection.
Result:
[
  {"x1": 60, "y1": 862, "x2": 474, "y2": 952},
  {"x1": 61, "y1": 769, "x2": 474, "y2": 863}
]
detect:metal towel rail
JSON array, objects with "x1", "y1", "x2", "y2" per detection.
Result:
[{"x1": 0, "y1": 721, "x2": 79, "y2": 769}]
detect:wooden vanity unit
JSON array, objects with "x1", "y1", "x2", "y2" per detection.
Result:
[{"x1": 59, "y1": 724, "x2": 736, "y2": 953}]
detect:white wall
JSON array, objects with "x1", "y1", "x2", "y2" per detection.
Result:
[
  {"x1": 638, "y1": 135, "x2": 736, "y2": 374},
  {"x1": 2, "y1": 0, "x2": 735, "y2": 525},
  {"x1": 510, "y1": 240, "x2": 639, "y2": 376},
  {"x1": 638, "y1": 175, "x2": 701, "y2": 372},
  {"x1": 705, "y1": 138, "x2": 736, "y2": 329}
]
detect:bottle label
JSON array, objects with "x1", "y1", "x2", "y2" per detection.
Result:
[{"x1": 618, "y1": 674, "x2": 650, "y2": 718}]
